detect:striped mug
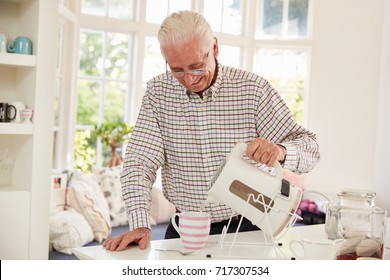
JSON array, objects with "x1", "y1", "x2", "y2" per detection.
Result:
[{"x1": 171, "y1": 212, "x2": 210, "y2": 250}]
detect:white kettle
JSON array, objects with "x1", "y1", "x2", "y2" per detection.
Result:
[{"x1": 207, "y1": 143, "x2": 302, "y2": 238}]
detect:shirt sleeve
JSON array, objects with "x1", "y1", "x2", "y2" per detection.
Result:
[
  {"x1": 120, "y1": 84, "x2": 165, "y2": 231},
  {"x1": 255, "y1": 79, "x2": 320, "y2": 174}
]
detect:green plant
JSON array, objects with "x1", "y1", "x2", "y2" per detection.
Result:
[
  {"x1": 94, "y1": 122, "x2": 135, "y2": 167},
  {"x1": 74, "y1": 130, "x2": 96, "y2": 173}
]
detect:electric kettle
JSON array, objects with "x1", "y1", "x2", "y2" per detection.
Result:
[{"x1": 206, "y1": 142, "x2": 302, "y2": 238}]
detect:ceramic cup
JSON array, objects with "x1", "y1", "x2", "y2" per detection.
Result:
[
  {"x1": 0, "y1": 103, "x2": 17, "y2": 123},
  {"x1": 9, "y1": 101, "x2": 26, "y2": 123},
  {"x1": 171, "y1": 212, "x2": 211, "y2": 250},
  {"x1": 7, "y1": 36, "x2": 32, "y2": 55},
  {"x1": 289, "y1": 238, "x2": 345, "y2": 260},
  {"x1": 20, "y1": 108, "x2": 33, "y2": 123},
  {"x1": 0, "y1": 32, "x2": 7, "y2": 53}
]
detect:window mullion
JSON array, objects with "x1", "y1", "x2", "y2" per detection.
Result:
[
  {"x1": 105, "y1": 0, "x2": 109, "y2": 17},
  {"x1": 282, "y1": 0, "x2": 289, "y2": 37},
  {"x1": 100, "y1": 31, "x2": 107, "y2": 124},
  {"x1": 96, "y1": 31, "x2": 108, "y2": 167}
]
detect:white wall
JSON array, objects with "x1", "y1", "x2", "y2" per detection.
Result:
[
  {"x1": 373, "y1": 0, "x2": 390, "y2": 214},
  {"x1": 305, "y1": 0, "x2": 389, "y2": 211}
]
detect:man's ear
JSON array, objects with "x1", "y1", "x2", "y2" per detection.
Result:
[{"x1": 213, "y1": 37, "x2": 219, "y2": 57}]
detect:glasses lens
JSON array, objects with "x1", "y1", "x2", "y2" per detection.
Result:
[
  {"x1": 171, "y1": 68, "x2": 206, "y2": 78},
  {"x1": 171, "y1": 71, "x2": 184, "y2": 78},
  {"x1": 169, "y1": 51, "x2": 210, "y2": 78},
  {"x1": 189, "y1": 69, "x2": 206, "y2": 75}
]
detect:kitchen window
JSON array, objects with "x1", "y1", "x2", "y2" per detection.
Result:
[{"x1": 56, "y1": 0, "x2": 312, "y2": 172}]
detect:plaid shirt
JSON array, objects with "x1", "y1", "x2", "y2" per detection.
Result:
[{"x1": 120, "y1": 63, "x2": 320, "y2": 230}]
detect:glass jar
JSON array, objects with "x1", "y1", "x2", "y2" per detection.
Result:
[{"x1": 325, "y1": 189, "x2": 387, "y2": 260}]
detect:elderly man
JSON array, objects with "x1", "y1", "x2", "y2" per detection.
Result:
[{"x1": 103, "y1": 10, "x2": 320, "y2": 251}]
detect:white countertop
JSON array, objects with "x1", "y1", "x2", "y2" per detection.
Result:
[{"x1": 72, "y1": 224, "x2": 389, "y2": 260}]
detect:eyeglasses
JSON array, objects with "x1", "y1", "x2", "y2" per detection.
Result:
[{"x1": 166, "y1": 51, "x2": 210, "y2": 78}]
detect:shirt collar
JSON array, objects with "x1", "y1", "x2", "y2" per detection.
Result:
[{"x1": 208, "y1": 61, "x2": 222, "y2": 101}]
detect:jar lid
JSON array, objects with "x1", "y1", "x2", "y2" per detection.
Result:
[{"x1": 337, "y1": 188, "x2": 376, "y2": 207}]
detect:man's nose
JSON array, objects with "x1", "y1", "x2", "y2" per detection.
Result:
[{"x1": 183, "y1": 73, "x2": 196, "y2": 84}]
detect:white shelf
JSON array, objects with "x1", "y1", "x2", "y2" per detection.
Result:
[
  {"x1": 0, "y1": 0, "x2": 58, "y2": 259},
  {"x1": 2, "y1": 0, "x2": 31, "y2": 3},
  {"x1": 0, "y1": 186, "x2": 30, "y2": 193},
  {"x1": 0, "y1": 53, "x2": 37, "y2": 67},
  {"x1": 0, "y1": 123, "x2": 33, "y2": 135}
]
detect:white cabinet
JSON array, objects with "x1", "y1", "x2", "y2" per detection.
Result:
[
  {"x1": 0, "y1": 190, "x2": 31, "y2": 259},
  {"x1": 0, "y1": 0, "x2": 58, "y2": 259}
]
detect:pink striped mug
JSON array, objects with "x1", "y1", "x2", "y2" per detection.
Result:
[{"x1": 171, "y1": 212, "x2": 211, "y2": 250}]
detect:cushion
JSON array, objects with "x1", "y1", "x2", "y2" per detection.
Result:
[
  {"x1": 66, "y1": 171, "x2": 111, "y2": 242},
  {"x1": 150, "y1": 186, "x2": 176, "y2": 225},
  {"x1": 94, "y1": 166, "x2": 128, "y2": 227},
  {"x1": 94, "y1": 166, "x2": 175, "y2": 227},
  {"x1": 49, "y1": 208, "x2": 94, "y2": 255}
]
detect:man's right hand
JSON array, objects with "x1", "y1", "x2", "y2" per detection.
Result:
[{"x1": 102, "y1": 227, "x2": 151, "y2": 251}]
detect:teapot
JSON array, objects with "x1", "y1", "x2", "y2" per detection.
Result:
[{"x1": 325, "y1": 189, "x2": 387, "y2": 260}]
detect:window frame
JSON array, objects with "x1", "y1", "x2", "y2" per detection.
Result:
[{"x1": 55, "y1": 0, "x2": 314, "y2": 171}]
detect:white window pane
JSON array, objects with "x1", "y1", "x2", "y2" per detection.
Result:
[
  {"x1": 79, "y1": 30, "x2": 104, "y2": 77},
  {"x1": 258, "y1": 0, "x2": 309, "y2": 38},
  {"x1": 81, "y1": 0, "x2": 106, "y2": 16},
  {"x1": 77, "y1": 79, "x2": 101, "y2": 125},
  {"x1": 143, "y1": 36, "x2": 165, "y2": 84},
  {"x1": 106, "y1": 32, "x2": 130, "y2": 79},
  {"x1": 221, "y1": 0, "x2": 242, "y2": 35},
  {"x1": 104, "y1": 81, "x2": 127, "y2": 123},
  {"x1": 219, "y1": 45, "x2": 240, "y2": 68},
  {"x1": 146, "y1": 0, "x2": 168, "y2": 24},
  {"x1": 168, "y1": 0, "x2": 191, "y2": 14},
  {"x1": 146, "y1": 0, "x2": 191, "y2": 24},
  {"x1": 283, "y1": 93, "x2": 304, "y2": 123},
  {"x1": 255, "y1": 48, "x2": 307, "y2": 123},
  {"x1": 256, "y1": 49, "x2": 282, "y2": 87},
  {"x1": 108, "y1": 0, "x2": 135, "y2": 19},
  {"x1": 204, "y1": 0, "x2": 223, "y2": 32},
  {"x1": 288, "y1": 0, "x2": 309, "y2": 37},
  {"x1": 74, "y1": 130, "x2": 97, "y2": 172},
  {"x1": 261, "y1": 0, "x2": 283, "y2": 37},
  {"x1": 204, "y1": 0, "x2": 242, "y2": 35},
  {"x1": 256, "y1": 48, "x2": 307, "y2": 93}
]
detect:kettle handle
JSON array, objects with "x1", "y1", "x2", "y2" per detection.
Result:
[{"x1": 230, "y1": 142, "x2": 283, "y2": 179}]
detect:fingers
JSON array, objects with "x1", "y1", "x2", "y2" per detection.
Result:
[
  {"x1": 117, "y1": 228, "x2": 151, "y2": 251},
  {"x1": 103, "y1": 227, "x2": 152, "y2": 251},
  {"x1": 136, "y1": 228, "x2": 152, "y2": 250},
  {"x1": 246, "y1": 138, "x2": 284, "y2": 167},
  {"x1": 103, "y1": 234, "x2": 126, "y2": 251},
  {"x1": 138, "y1": 234, "x2": 152, "y2": 250}
]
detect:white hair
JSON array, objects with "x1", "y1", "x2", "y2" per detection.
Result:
[{"x1": 157, "y1": 10, "x2": 214, "y2": 57}]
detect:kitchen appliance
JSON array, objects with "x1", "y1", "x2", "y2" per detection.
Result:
[{"x1": 207, "y1": 143, "x2": 302, "y2": 238}]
